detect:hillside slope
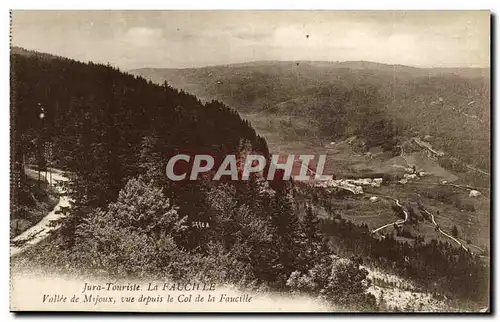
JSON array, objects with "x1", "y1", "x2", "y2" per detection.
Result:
[
  {"x1": 131, "y1": 61, "x2": 490, "y2": 180},
  {"x1": 11, "y1": 47, "x2": 269, "y2": 244},
  {"x1": 11, "y1": 50, "x2": 490, "y2": 312}
]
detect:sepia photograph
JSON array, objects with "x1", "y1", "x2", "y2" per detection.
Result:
[{"x1": 9, "y1": 10, "x2": 491, "y2": 313}]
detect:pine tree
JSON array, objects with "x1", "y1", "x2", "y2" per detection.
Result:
[
  {"x1": 268, "y1": 188, "x2": 303, "y2": 286},
  {"x1": 302, "y1": 204, "x2": 319, "y2": 244},
  {"x1": 139, "y1": 134, "x2": 164, "y2": 184}
]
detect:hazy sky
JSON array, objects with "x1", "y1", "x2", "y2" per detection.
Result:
[{"x1": 12, "y1": 10, "x2": 490, "y2": 69}]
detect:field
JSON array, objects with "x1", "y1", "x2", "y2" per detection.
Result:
[{"x1": 248, "y1": 112, "x2": 490, "y2": 255}]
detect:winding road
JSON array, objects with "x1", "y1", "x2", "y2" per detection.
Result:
[
  {"x1": 10, "y1": 169, "x2": 70, "y2": 257},
  {"x1": 294, "y1": 150, "x2": 483, "y2": 254},
  {"x1": 370, "y1": 198, "x2": 475, "y2": 253},
  {"x1": 371, "y1": 198, "x2": 409, "y2": 234},
  {"x1": 420, "y1": 208, "x2": 470, "y2": 253}
]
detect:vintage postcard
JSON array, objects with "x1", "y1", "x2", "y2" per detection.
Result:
[{"x1": 10, "y1": 10, "x2": 490, "y2": 312}]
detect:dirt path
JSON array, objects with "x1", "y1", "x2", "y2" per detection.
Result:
[
  {"x1": 420, "y1": 208, "x2": 470, "y2": 253},
  {"x1": 10, "y1": 169, "x2": 70, "y2": 257},
  {"x1": 295, "y1": 156, "x2": 409, "y2": 235},
  {"x1": 298, "y1": 148, "x2": 485, "y2": 252},
  {"x1": 409, "y1": 181, "x2": 489, "y2": 195},
  {"x1": 371, "y1": 198, "x2": 409, "y2": 234}
]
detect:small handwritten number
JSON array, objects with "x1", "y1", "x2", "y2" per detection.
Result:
[{"x1": 192, "y1": 221, "x2": 210, "y2": 228}]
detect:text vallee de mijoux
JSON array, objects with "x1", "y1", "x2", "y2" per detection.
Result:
[{"x1": 165, "y1": 154, "x2": 332, "y2": 181}]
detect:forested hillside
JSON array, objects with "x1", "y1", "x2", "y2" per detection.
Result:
[
  {"x1": 11, "y1": 49, "x2": 381, "y2": 311},
  {"x1": 11, "y1": 50, "x2": 489, "y2": 311},
  {"x1": 11, "y1": 47, "x2": 269, "y2": 248},
  {"x1": 131, "y1": 61, "x2": 490, "y2": 174}
]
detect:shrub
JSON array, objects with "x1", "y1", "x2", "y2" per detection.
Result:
[{"x1": 286, "y1": 255, "x2": 377, "y2": 311}]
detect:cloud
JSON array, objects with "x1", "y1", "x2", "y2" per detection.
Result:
[
  {"x1": 11, "y1": 11, "x2": 490, "y2": 69},
  {"x1": 123, "y1": 27, "x2": 163, "y2": 48},
  {"x1": 233, "y1": 27, "x2": 273, "y2": 41}
]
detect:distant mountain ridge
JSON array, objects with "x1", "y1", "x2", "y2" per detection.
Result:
[
  {"x1": 11, "y1": 46, "x2": 489, "y2": 78},
  {"x1": 132, "y1": 60, "x2": 489, "y2": 79}
]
